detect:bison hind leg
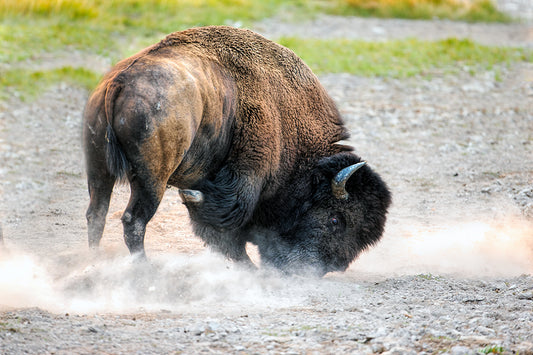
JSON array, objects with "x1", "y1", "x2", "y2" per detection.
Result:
[
  {"x1": 120, "y1": 176, "x2": 166, "y2": 259},
  {"x1": 86, "y1": 172, "x2": 115, "y2": 249}
]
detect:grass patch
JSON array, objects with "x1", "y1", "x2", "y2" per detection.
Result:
[
  {"x1": 479, "y1": 345, "x2": 505, "y2": 354},
  {"x1": 0, "y1": 67, "x2": 101, "y2": 101},
  {"x1": 0, "y1": 0, "x2": 519, "y2": 99},
  {"x1": 0, "y1": 0, "x2": 511, "y2": 24},
  {"x1": 417, "y1": 273, "x2": 443, "y2": 280},
  {"x1": 0, "y1": 1, "x2": 310, "y2": 64},
  {"x1": 0, "y1": 0, "x2": 512, "y2": 63},
  {"x1": 1, "y1": 38, "x2": 530, "y2": 100},
  {"x1": 332, "y1": 0, "x2": 511, "y2": 22},
  {"x1": 278, "y1": 37, "x2": 531, "y2": 77},
  {"x1": 0, "y1": 18, "x2": 115, "y2": 63},
  {"x1": 0, "y1": 0, "x2": 307, "y2": 36}
]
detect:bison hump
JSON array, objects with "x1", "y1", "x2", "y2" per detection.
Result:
[{"x1": 155, "y1": 26, "x2": 313, "y2": 81}]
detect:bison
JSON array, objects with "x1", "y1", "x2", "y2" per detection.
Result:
[{"x1": 83, "y1": 26, "x2": 391, "y2": 276}]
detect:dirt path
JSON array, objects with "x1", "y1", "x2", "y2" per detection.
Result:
[{"x1": 1, "y1": 9, "x2": 533, "y2": 354}]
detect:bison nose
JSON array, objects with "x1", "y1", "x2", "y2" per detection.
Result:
[{"x1": 179, "y1": 189, "x2": 204, "y2": 203}]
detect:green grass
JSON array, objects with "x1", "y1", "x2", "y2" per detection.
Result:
[
  {"x1": 479, "y1": 345, "x2": 505, "y2": 354},
  {"x1": 0, "y1": 67, "x2": 101, "y2": 101},
  {"x1": 278, "y1": 37, "x2": 532, "y2": 77},
  {"x1": 329, "y1": 0, "x2": 511, "y2": 22},
  {"x1": 0, "y1": 19, "x2": 115, "y2": 63},
  {"x1": 0, "y1": 1, "x2": 293, "y2": 64},
  {"x1": 0, "y1": 0, "x2": 511, "y2": 23},
  {"x1": 416, "y1": 273, "x2": 443, "y2": 281},
  {"x1": 1, "y1": 37, "x2": 530, "y2": 101},
  {"x1": 0, "y1": 0, "x2": 522, "y2": 100},
  {"x1": 0, "y1": 0, "x2": 513, "y2": 64}
]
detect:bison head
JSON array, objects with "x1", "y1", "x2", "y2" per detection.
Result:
[{"x1": 253, "y1": 153, "x2": 391, "y2": 277}]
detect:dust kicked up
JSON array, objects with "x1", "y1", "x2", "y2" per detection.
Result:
[{"x1": 0, "y1": 215, "x2": 531, "y2": 314}]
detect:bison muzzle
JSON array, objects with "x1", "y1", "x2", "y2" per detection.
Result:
[{"x1": 83, "y1": 26, "x2": 391, "y2": 276}]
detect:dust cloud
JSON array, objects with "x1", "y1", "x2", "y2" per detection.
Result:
[
  {"x1": 0, "y1": 249, "x2": 310, "y2": 314},
  {"x1": 0, "y1": 216, "x2": 531, "y2": 314},
  {"x1": 352, "y1": 216, "x2": 533, "y2": 279}
]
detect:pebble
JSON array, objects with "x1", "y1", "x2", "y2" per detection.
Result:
[
  {"x1": 517, "y1": 291, "x2": 533, "y2": 300},
  {"x1": 450, "y1": 345, "x2": 471, "y2": 355}
]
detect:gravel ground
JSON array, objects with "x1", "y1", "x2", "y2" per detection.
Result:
[
  {"x1": 1, "y1": 4, "x2": 533, "y2": 354},
  {"x1": 254, "y1": 15, "x2": 532, "y2": 47}
]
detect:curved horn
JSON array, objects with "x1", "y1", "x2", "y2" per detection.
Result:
[
  {"x1": 179, "y1": 189, "x2": 204, "y2": 204},
  {"x1": 331, "y1": 162, "x2": 366, "y2": 200}
]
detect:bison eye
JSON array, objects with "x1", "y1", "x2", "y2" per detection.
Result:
[{"x1": 328, "y1": 214, "x2": 345, "y2": 233}]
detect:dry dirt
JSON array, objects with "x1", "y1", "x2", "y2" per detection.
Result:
[{"x1": 1, "y1": 8, "x2": 533, "y2": 355}]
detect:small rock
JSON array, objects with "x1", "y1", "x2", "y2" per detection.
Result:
[
  {"x1": 372, "y1": 342, "x2": 387, "y2": 353},
  {"x1": 207, "y1": 321, "x2": 221, "y2": 332},
  {"x1": 450, "y1": 345, "x2": 471, "y2": 355},
  {"x1": 87, "y1": 326, "x2": 99, "y2": 333},
  {"x1": 462, "y1": 297, "x2": 485, "y2": 303},
  {"x1": 476, "y1": 326, "x2": 495, "y2": 336},
  {"x1": 517, "y1": 291, "x2": 533, "y2": 300},
  {"x1": 186, "y1": 324, "x2": 205, "y2": 336}
]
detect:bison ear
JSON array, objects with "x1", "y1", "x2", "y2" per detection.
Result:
[{"x1": 331, "y1": 162, "x2": 366, "y2": 200}]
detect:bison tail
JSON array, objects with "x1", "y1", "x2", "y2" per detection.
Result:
[
  {"x1": 105, "y1": 124, "x2": 129, "y2": 184},
  {"x1": 104, "y1": 78, "x2": 129, "y2": 184}
]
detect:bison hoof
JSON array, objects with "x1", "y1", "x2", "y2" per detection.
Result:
[{"x1": 179, "y1": 189, "x2": 204, "y2": 204}]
